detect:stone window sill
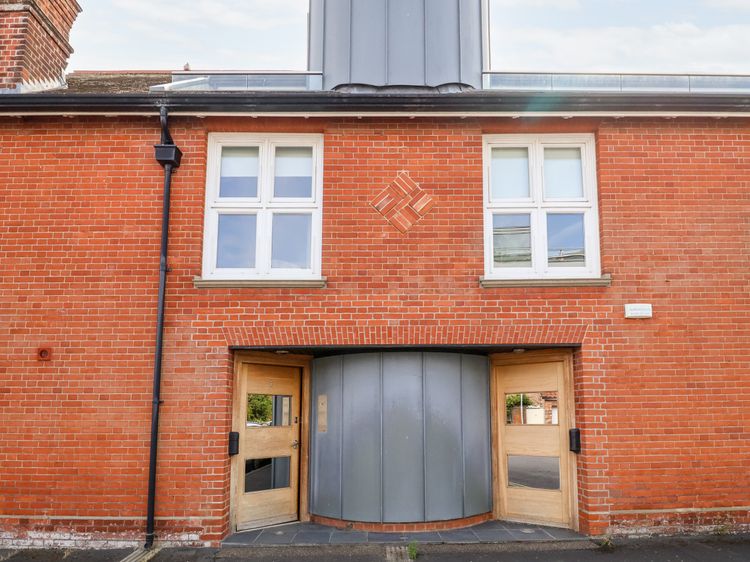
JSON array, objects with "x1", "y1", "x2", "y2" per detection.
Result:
[
  {"x1": 479, "y1": 274, "x2": 612, "y2": 288},
  {"x1": 193, "y1": 277, "x2": 327, "y2": 289}
]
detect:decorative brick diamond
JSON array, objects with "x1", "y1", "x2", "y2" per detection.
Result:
[{"x1": 371, "y1": 172, "x2": 434, "y2": 233}]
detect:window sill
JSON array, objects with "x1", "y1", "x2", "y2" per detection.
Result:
[
  {"x1": 193, "y1": 277, "x2": 327, "y2": 289},
  {"x1": 479, "y1": 274, "x2": 611, "y2": 288}
]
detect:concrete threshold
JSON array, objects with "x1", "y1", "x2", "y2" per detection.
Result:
[{"x1": 221, "y1": 520, "x2": 591, "y2": 548}]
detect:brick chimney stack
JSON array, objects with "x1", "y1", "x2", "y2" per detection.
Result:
[{"x1": 0, "y1": 0, "x2": 81, "y2": 93}]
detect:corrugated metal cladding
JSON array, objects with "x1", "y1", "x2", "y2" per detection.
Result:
[
  {"x1": 311, "y1": 352, "x2": 492, "y2": 523},
  {"x1": 308, "y1": 0, "x2": 483, "y2": 90}
]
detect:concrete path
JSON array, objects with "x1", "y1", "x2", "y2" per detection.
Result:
[{"x1": 2, "y1": 535, "x2": 750, "y2": 561}]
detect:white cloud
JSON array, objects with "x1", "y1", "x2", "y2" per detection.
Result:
[
  {"x1": 69, "y1": 0, "x2": 308, "y2": 71},
  {"x1": 704, "y1": 0, "x2": 750, "y2": 9},
  {"x1": 490, "y1": 22, "x2": 750, "y2": 74},
  {"x1": 111, "y1": 0, "x2": 307, "y2": 31},
  {"x1": 492, "y1": 0, "x2": 581, "y2": 9}
]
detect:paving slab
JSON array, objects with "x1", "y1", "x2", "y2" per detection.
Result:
[
  {"x1": 222, "y1": 519, "x2": 587, "y2": 547},
  {"x1": 3, "y1": 551, "x2": 130, "y2": 562},
  {"x1": 292, "y1": 531, "x2": 333, "y2": 545},
  {"x1": 329, "y1": 532, "x2": 368, "y2": 544}
]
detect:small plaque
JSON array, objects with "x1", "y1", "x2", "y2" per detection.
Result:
[
  {"x1": 317, "y1": 394, "x2": 328, "y2": 433},
  {"x1": 625, "y1": 303, "x2": 653, "y2": 319}
]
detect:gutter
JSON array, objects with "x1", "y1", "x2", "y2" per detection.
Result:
[
  {"x1": 145, "y1": 106, "x2": 183, "y2": 549},
  {"x1": 0, "y1": 91, "x2": 749, "y2": 116}
]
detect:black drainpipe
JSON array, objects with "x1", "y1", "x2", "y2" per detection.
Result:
[{"x1": 145, "y1": 106, "x2": 183, "y2": 549}]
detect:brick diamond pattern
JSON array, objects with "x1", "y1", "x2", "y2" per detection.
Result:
[{"x1": 371, "y1": 172, "x2": 434, "y2": 233}]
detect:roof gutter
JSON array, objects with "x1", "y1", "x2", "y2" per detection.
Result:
[{"x1": 0, "y1": 91, "x2": 750, "y2": 117}]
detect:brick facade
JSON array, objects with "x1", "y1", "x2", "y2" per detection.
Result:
[
  {"x1": 0, "y1": 0, "x2": 80, "y2": 91},
  {"x1": 0, "y1": 115, "x2": 749, "y2": 546}
]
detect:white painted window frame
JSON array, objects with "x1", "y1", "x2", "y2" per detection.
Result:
[
  {"x1": 483, "y1": 134, "x2": 601, "y2": 280},
  {"x1": 202, "y1": 133, "x2": 324, "y2": 281}
]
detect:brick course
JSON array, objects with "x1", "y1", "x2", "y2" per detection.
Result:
[{"x1": 0, "y1": 115, "x2": 748, "y2": 545}]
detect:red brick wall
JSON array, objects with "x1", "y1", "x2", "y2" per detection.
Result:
[
  {"x1": 0, "y1": 115, "x2": 748, "y2": 545},
  {"x1": 0, "y1": 0, "x2": 79, "y2": 90},
  {"x1": 35, "y1": 0, "x2": 80, "y2": 40},
  {"x1": 0, "y1": 12, "x2": 27, "y2": 90}
]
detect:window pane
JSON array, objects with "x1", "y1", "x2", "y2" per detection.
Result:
[
  {"x1": 544, "y1": 148, "x2": 583, "y2": 198},
  {"x1": 244, "y1": 457, "x2": 291, "y2": 493},
  {"x1": 508, "y1": 456, "x2": 560, "y2": 490},
  {"x1": 272, "y1": 214, "x2": 312, "y2": 269},
  {"x1": 247, "y1": 394, "x2": 292, "y2": 427},
  {"x1": 547, "y1": 213, "x2": 585, "y2": 267},
  {"x1": 217, "y1": 214, "x2": 256, "y2": 269},
  {"x1": 274, "y1": 147, "x2": 313, "y2": 198},
  {"x1": 493, "y1": 214, "x2": 531, "y2": 268},
  {"x1": 220, "y1": 147, "x2": 259, "y2": 198},
  {"x1": 505, "y1": 392, "x2": 559, "y2": 425},
  {"x1": 491, "y1": 147, "x2": 529, "y2": 199}
]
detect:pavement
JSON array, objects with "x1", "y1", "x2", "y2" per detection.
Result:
[
  {"x1": 221, "y1": 520, "x2": 585, "y2": 546},
  {"x1": 2, "y1": 534, "x2": 750, "y2": 561}
]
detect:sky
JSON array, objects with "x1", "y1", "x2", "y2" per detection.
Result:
[{"x1": 67, "y1": 0, "x2": 750, "y2": 75}]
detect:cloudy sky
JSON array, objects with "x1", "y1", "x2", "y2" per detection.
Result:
[{"x1": 68, "y1": 0, "x2": 750, "y2": 75}]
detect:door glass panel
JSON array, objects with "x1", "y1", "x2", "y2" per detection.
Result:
[
  {"x1": 247, "y1": 394, "x2": 292, "y2": 427},
  {"x1": 493, "y1": 214, "x2": 531, "y2": 268},
  {"x1": 271, "y1": 213, "x2": 312, "y2": 269},
  {"x1": 220, "y1": 147, "x2": 259, "y2": 198},
  {"x1": 491, "y1": 147, "x2": 530, "y2": 199},
  {"x1": 244, "y1": 457, "x2": 291, "y2": 493},
  {"x1": 547, "y1": 213, "x2": 585, "y2": 267},
  {"x1": 274, "y1": 147, "x2": 313, "y2": 198},
  {"x1": 216, "y1": 214, "x2": 257, "y2": 269},
  {"x1": 544, "y1": 147, "x2": 583, "y2": 198},
  {"x1": 508, "y1": 455, "x2": 560, "y2": 490},
  {"x1": 505, "y1": 392, "x2": 559, "y2": 425}
]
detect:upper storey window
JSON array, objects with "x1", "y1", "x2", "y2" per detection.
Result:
[
  {"x1": 202, "y1": 133, "x2": 323, "y2": 282},
  {"x1": 483, "y1": 134, "x2": 600, "y2": 280}
]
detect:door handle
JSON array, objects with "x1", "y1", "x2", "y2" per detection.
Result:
[
  {"x1": 291, "y1": 440, "x2": 299, "y2": 449},
  {"x1": 228, "y1": 432, "x2": 239, "y2": 456},
  {"x1": 569, "y1": 428, "x2": 581, "y2": 453}
]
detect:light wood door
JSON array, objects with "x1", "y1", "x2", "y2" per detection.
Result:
[
  {"x1": 494, "y1": 359, "x2": 574, "y2": 527},
  {"x1": 235, "y1": 363, "x2": 301, "y2": 531}
]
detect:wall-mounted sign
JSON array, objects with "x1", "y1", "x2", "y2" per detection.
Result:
[
  {"x1": 625, "y1": 303, "x2": 653, "y2": 319},
  {"x1": 317, "y1": 394, "x2": 328, "y2": 433}
]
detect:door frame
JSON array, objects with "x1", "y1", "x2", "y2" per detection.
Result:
[
  {"x1": 489, "y1": 349, "x2": 579, "y2": 530},
  {"x1": 230, "y1": 351, "x2": 313, "y2": 532}
]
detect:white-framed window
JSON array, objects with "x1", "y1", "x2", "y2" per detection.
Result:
[
  {"x1": 483, "y1": 134, "x2": 601, "y2": 280},
  {"x1": 202, "y1": 133, "x2": 324, "y2": 281}
]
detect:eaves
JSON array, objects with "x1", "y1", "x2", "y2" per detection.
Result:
[{"x1": 1, "y1": 90, "x2": 750, "y2": 117}]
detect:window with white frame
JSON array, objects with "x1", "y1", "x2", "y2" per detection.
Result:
[
  {"x1": 202, "y1": 133, "x2": 323, "y2": 281},
  {"x1": 483, "y1": 134, "x2": 600, "y2": 280}
]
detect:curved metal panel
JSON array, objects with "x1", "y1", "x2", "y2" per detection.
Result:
[
  {"x1": 382, "y1": 353, "x2": 425, "y2": 522},
  {"x1": 311, "y1": 352, "x2": 490, "y2": 523},
  {"x1": 310, "y1": 0, "x2": 483, "y2": 89},
  {"x1": 424, "y1": 353, "x2": 464, "y2": 520},
  {"x1": 310, "y1": 355, "x2": 343, "y2": 518},
  {"x1": 387, "y1": 0, "x2": 426, "y2": 86},
  {"x1": 341, "y1": 354, "x2": 382, "y2": 522},
  {"x1": 321, "y1": 0, "x2": 352, "y2": 90},
  {"x1": 461, "y1": 354, "x2": 493, "y2": 515},
  {"x1": 425, "y1": 0, "x2": 460, "y2": 87},
  {"x1": 351, "y1": 0, "x2": 387, "y2": 85}
]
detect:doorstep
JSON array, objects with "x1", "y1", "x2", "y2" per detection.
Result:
[{"x1": 221, "y1": 520, "x2": 588, "y2": 547}]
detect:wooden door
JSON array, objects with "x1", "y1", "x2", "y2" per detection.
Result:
[
  {"x1": 494, "y1": 358, "x2": 574, "y2": 527},
  {"x1": 234, "y1": 363, "x2": 301, "y2": 531}
]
